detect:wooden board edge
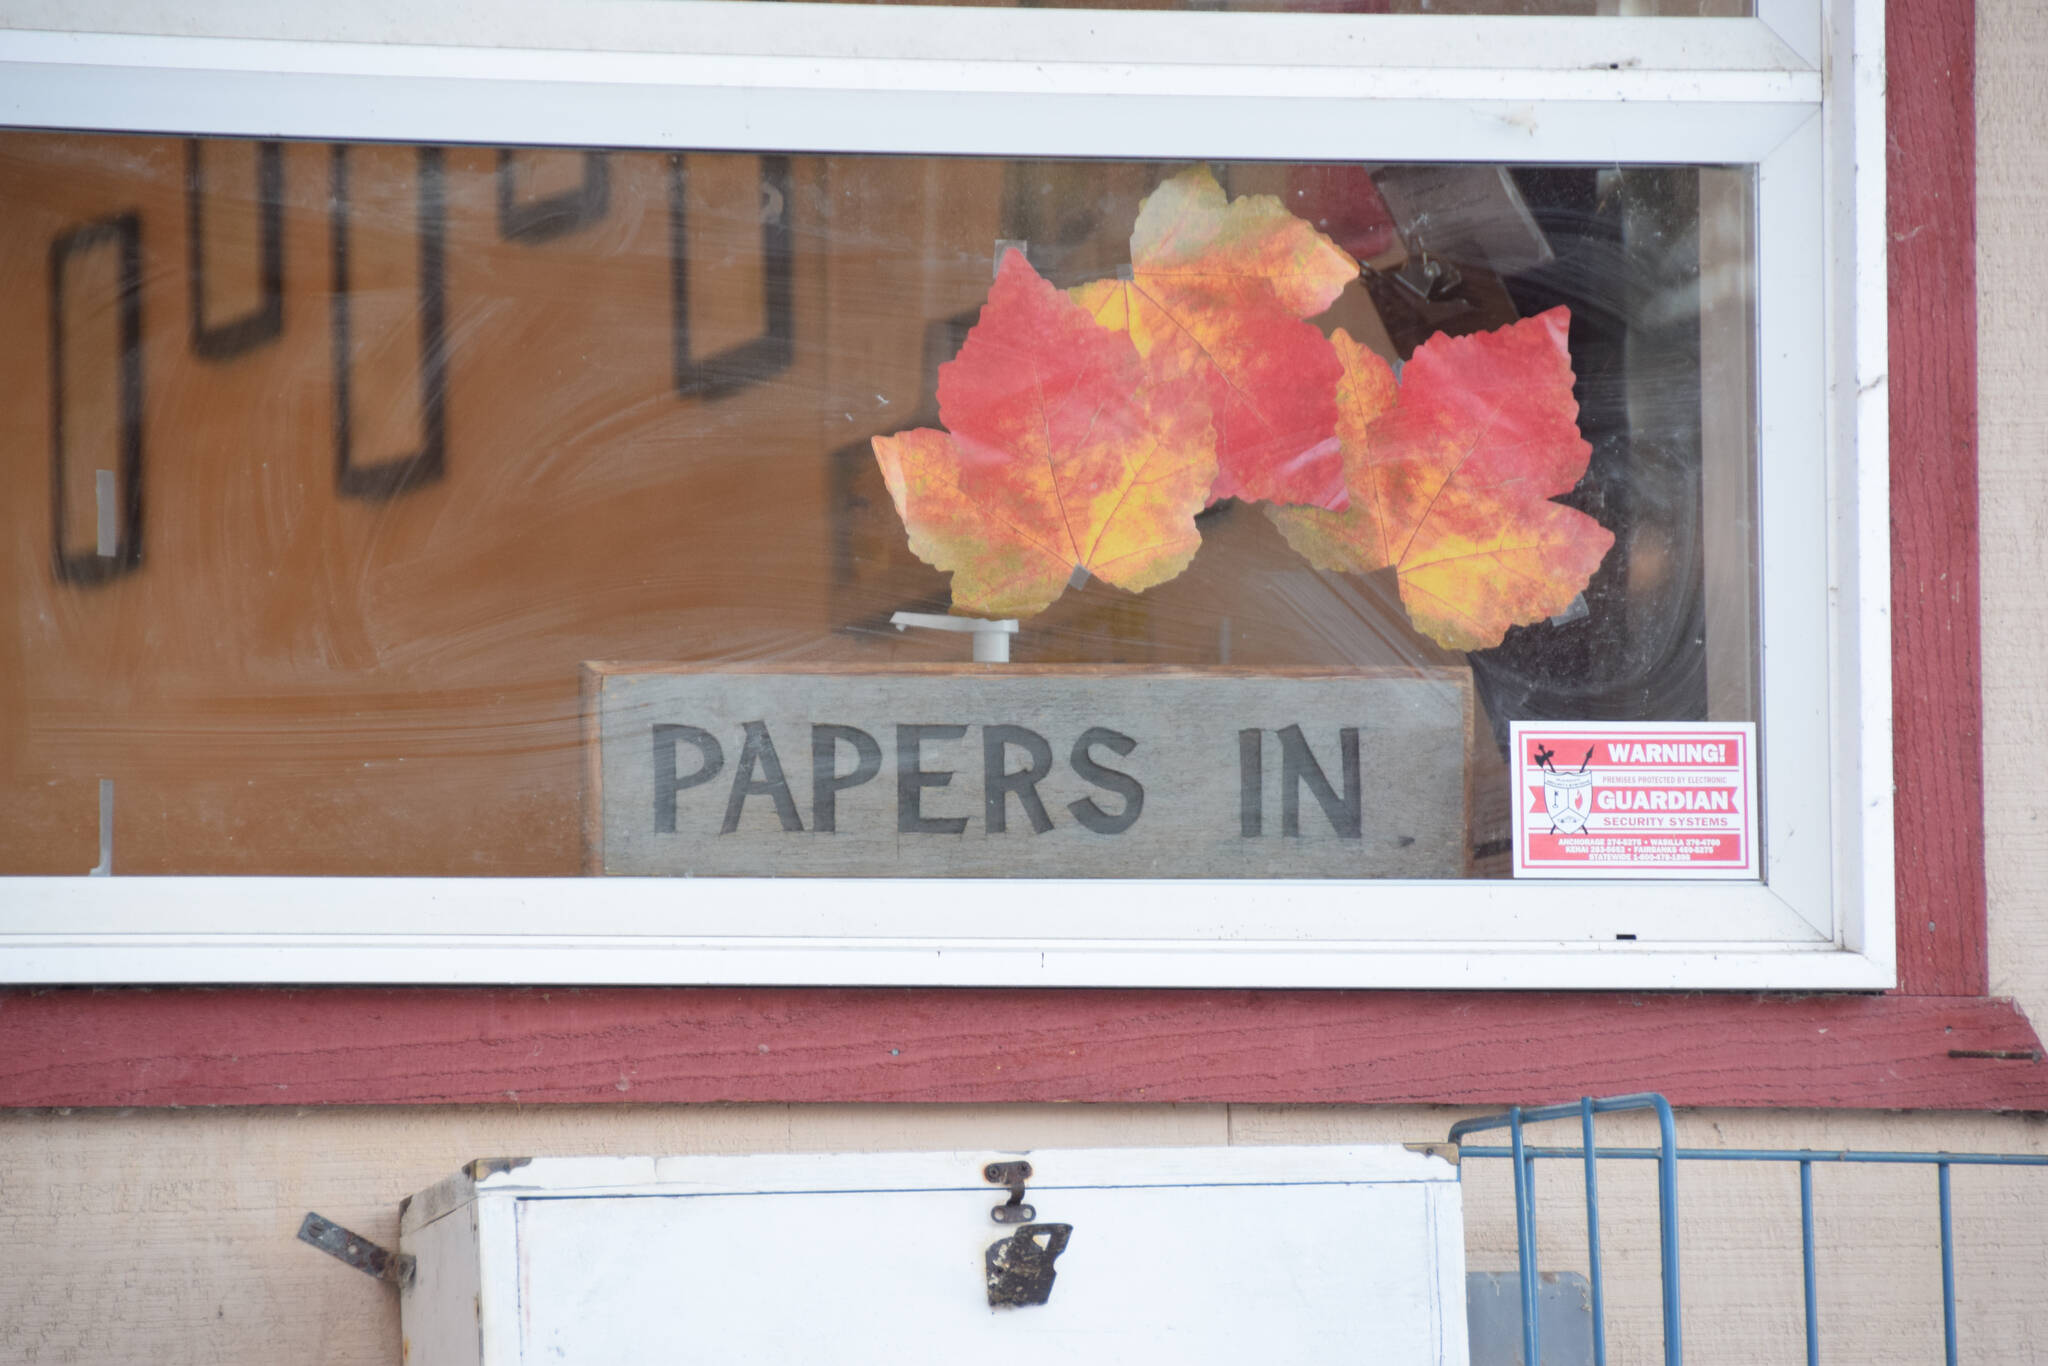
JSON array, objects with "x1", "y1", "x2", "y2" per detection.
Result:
[
  {"x1": 1458, "y1": 667, "x2": 1478, "y2": 879},
  {"x1": 578, "y1": 661, "x2": 1478, "y2": 682},
  {"x1": 3, "y1": 987, "x2": 2043, "y2": 1113},
  {"x1": 580, "y1": 664, "x2": 605, "y2": 877}
]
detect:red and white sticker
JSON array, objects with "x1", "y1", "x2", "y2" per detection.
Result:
[{"x1": 1510, "y1": 721, "x2": 1758, "y2": 879}]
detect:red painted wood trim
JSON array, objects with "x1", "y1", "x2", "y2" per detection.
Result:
[
  {"x1": 2, "y1": 987, "x2": 2042, "y2": 1111},
  {"x1": 1888, "y1": 0, "x2": 1986, "y2": 995}
]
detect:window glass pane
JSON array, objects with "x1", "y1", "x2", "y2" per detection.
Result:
[{"x1": 0, "y1": 133, "x2": 1756, "y2": 879}]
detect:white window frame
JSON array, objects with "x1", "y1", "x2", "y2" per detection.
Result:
[{"x1": 0, "y1": 0, "x2": 1891, "y2": 990}]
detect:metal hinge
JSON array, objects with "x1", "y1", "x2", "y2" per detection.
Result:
[
  {"x1": 984, "y1": 1159, "x2": 1036, "y2": 1224},
  {"x1": 297, "y1": 1212, "x2": 415, "y2": 1287}
]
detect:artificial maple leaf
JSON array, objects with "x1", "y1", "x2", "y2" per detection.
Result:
[
  {"x1": 1270, "y1": 308, "x2": 1616, "y2": 652},
  {"x1": 873, "y1": 250, "x2": 1217, "y2": 619},
  {"x1": 1070, "y1": 166, "x2": 1358, "y2": 511}
]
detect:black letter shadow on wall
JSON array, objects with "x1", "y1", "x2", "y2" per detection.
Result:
[
  {"x1": 497, "y1": 149, "x2": 611, "y2": 244},
  {"x1": 187, "y1": 138, "x2": 284, "y2": 361},
  {"x1": 49, "y1": 213, "x2": 145, "y2": 585},
  {"x1": 668, "y1": 153, "x2": 794, "y2": 402},
  {"x1": 330, "y1": 143, "x2": 448, "y2": 500}
]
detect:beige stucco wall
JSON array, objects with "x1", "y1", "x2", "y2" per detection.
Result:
[
  {"x1": 6, "y1": 1102, "x2": 2048, "y2": 1364},
  {"x1": 6, "y1": 3, "x2": 2048, "y2": 1362}
]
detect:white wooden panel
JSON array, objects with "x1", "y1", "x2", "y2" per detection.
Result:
[
  {"x1": 0, "y1": 55, "x2": 1816, "y2": 166},
  {"x1": 1830, "y1": 0, "x2": 1893, "y2": 972},
  {"x1": 401, "y1": 1147, "x2": 1467, "y2": 1366},
  {"x1": 0, "y1": 3, "x2": 1820, "y2": 75},
  {"x1": 400, "y1": 1203, "x2": 483, "y2": 1366},
  {"x1": 1753, "y1": 114, "x2": 1833, "y2": 937},
  {"x1": 418, "y1": 1145, "x2": 1457, "y2": 1199},
  {"x1": 514, "y1": 1186, "x2": 1459, "y2": 1364},
  {"x1": 0, "y1": 876, "x2": 1828, "y2": 946}
]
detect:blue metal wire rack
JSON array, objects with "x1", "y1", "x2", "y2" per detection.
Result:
[{"x1": 1449, "y1": 1093, "x2": 2048, "y2": 1366}]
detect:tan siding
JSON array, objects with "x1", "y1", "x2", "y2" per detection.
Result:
[{"x1": 1981, "y1": 0, "x2": 2048, "y2": 1023}]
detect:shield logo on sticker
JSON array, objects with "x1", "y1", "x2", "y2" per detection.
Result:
[{"x1": 1543, "y1": 769, "x2": 1594, "y2": 835}]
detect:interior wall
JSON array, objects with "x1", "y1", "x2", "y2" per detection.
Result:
[{"x1": 4, "y1": 1, "x2": 2048, "y2": 1362}]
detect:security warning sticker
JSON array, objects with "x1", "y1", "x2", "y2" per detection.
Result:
[{"x1": 1510, "y1": 721, "x2": 1758, "y2": 879}]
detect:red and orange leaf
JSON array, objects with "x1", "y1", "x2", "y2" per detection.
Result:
[
  {"x1": 873, "y1": 250, "x2": 1218, "y2": 619},
  {"x1": 1256, "y1": 328, "x2": 1399, "y2": 575},
  {"x1": 1071, "y1": 166, "x2": 1358, "y2": 511},
  {"x1": 873, "y1": 428, "x2": 1074, "y2": 619},
  {"x1": 1271, "y1": 309, "x2": 1616, "y2": 652}
]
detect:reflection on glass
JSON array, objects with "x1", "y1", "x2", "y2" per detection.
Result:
[{"x1": 0, "y1": 135, "x2": 1754, "y2": 877}]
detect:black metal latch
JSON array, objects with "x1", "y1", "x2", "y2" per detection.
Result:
[
  {"x1": 982, "y1": 1159, "x2": 1071, "y2": 1307},
  {"x1": 986, "y1": 1223, "x2": 1073, "y2": 1308}
]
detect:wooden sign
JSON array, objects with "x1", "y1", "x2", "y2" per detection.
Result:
[{"x1": 585, "y1": 665, "x2": 1473, "y2": 878}]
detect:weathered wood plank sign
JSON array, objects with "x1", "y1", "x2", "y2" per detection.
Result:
[{"x1": 585, "y1": 666, "x2": 1472, "y2": 878}]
